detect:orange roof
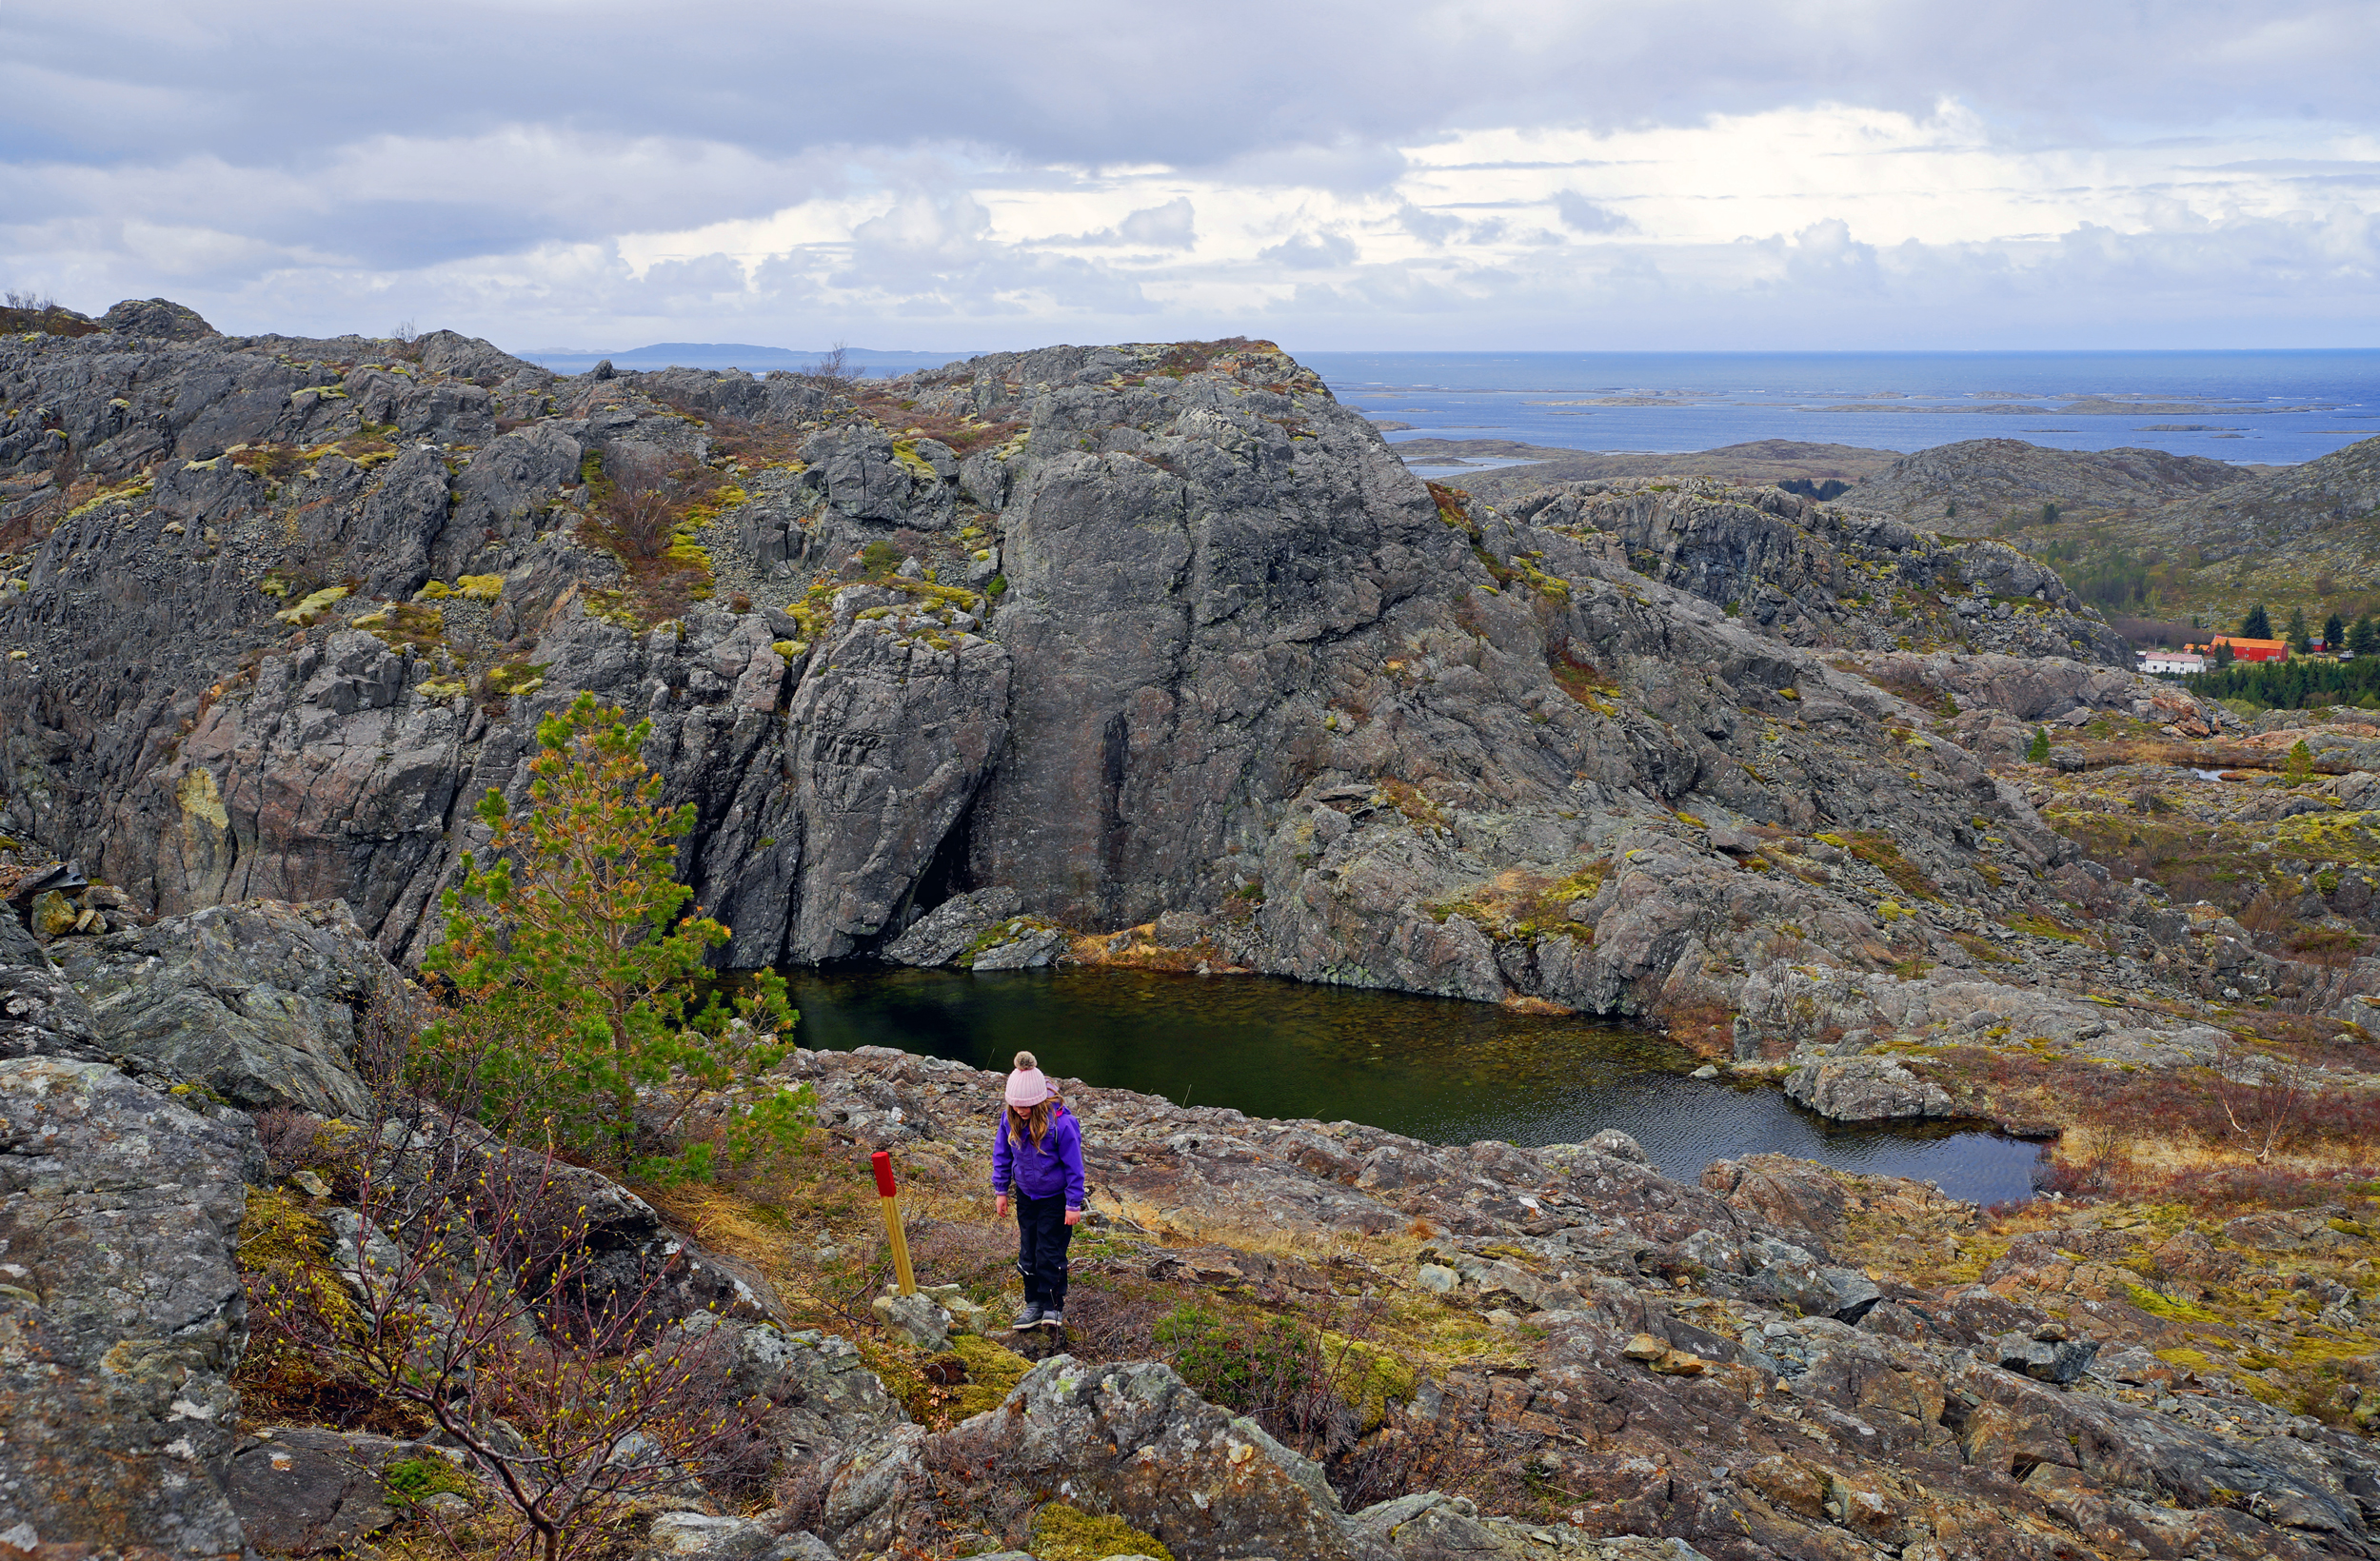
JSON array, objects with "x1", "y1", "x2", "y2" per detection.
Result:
[{"x1": 2212, "y1": 636, "x2": 2286, "y2": 651}]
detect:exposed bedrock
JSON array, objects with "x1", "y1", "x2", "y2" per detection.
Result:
[{"x1": 0, "y1": 326, "x2": 2257, "y2": 1040}]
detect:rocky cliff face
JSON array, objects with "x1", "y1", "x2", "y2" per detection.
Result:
[{"x1": 0, "y1": 316, "x2": 2214, "y2": 1041}]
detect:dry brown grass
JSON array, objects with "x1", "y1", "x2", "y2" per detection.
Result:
[{"x1": 848, "y1": 387, "x2": 1022, "y2": 458}]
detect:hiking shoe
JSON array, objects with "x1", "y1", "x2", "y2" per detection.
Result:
[
  {"x1": 1010, "y1": 1302, "x2": 1044, "y2": 1330},
  {"x1": 1039, "y1": 1308, "x2": 1065, "y2": 1330}
]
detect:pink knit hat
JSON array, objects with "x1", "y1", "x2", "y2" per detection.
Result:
[{"x1": 1004, "y1": 1052, "x2": 1051, "y2": 1107}]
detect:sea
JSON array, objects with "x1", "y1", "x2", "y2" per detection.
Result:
[{"x1": 1296, "y1": 349, "x2": 2380, "y2": 474}]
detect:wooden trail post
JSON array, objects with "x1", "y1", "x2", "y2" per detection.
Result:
[{"x1": 871, "y1": 1150, "x2": 916, "y2": 1296}]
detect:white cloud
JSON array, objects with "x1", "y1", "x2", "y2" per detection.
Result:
[{"x1": 1259, "y1": 231, "x2": 1359, "y2": 269}]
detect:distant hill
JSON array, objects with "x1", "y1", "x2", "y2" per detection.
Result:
[
  {"x1": 1927, "y1": 433, "x2": 2380, "y2": 630},
  {"x1": 1418, "y1": 440, "x2": 1898, "y2": 507},
  {"x1": 1847, "y1": 438, "x2": 2252, "y2": 529},
  {"x1": 2090, "y1": 433, "x2": 2380, "y2": 619},
  {"x1": 513, "y1": 343, "x2": 982, "y2": 376},
  {"x1": 2144, "y1": 433, "x2": 2380, "y2": 555}
]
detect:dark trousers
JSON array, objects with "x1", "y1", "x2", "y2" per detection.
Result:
[{"x1": 1015, "y1": 1192, "x2": 1073, "y2": 1309}]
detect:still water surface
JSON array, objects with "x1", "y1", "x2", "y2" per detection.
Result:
[{"x1": 786, "y1": 967, "x2": 2045, "y2": 1206}]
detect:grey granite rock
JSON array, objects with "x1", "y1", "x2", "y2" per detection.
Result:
[
  {"x1": 1990, "y1": 1328, "x2": 2101, "y2": 1385},
  {"x1": 881, "y1": 885, "x2": 1023, "y2": 965},
  {"x1": 0, "y1": 325, "x2": 2237, "y2": 1050},
  {"x1": 669, "y1": 1314, "x2": 907, "y2": 1460},
  {"x1": 907, "y1": 1358, "x2": 1371, "y2": 1561},
  {"x1": 638, "y1": 1512, "x2": 776, "y2": 1560},
  {"x1": 0, "y1": 914, "x2": 108, "y2": 1064},
  {"x1": 1783, "y1": 1056, "x2": 1954, "y2": 1121},
  {"x1": 966, "y1": 919, "x2": 1068, "y2": 970},
  {"x1": 0, "y1": 1053, "x2": 259, "y2": 1556},
  {"x1": 870, "y1": 1290, "x2": 953, "y2": 1352},
  {"x1": 228, "y1": 1428, "x2": 453, "y2": 1554},
  {"x1": 100, "y1": 296, "x2": 218, "y2": 341},
  {"x1": 53, "y1": 897, "x2": 391, "y2": 1116}
]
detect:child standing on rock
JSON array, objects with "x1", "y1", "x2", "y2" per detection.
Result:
[{"x1": 992, "y1": 1051, "x2": 1084, "y2": 1330}]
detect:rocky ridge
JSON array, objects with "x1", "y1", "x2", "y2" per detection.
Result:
[
  {"x1": 783, "y1": 1045, "x2": 2380, "y2": 1561},
  {"x1": 2134, "y1": 435, "x2": 2380, "y2": 566},
  {"x1": 0, "y1": 310, "x2": 2303, "y2": 1064},
  {"x1": 1839, "y1": 440, "x2": 2254, "y2": 530}
]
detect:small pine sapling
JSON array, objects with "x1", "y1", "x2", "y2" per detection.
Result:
[{"x1": 422, "y1": 693, "x2": 809, "y2": 1181}]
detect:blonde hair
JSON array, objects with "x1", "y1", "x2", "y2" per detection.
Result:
[{"x1": 1006, "y1": 1099, "x2": 1052, "y2": 1152}]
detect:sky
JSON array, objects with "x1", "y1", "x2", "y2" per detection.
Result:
[{"x1": 4, "y1": 1, "x2": 2378, "y2": 354}]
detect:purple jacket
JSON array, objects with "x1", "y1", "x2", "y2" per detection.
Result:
[{"x1": 992, "y1": 1102, "x2": 1085, "y2": 1208}]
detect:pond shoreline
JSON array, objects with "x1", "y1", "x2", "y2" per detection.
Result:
[{"x1": 780, "y1": 962, "x2": 2048, "y2": 1206}]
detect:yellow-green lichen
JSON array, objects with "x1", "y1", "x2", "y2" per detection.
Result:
[{"x1": 273, "y1": 585, "x2": 348, "y2": 625}]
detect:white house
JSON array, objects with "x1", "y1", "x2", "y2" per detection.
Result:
[{"x1": 2139, "y1": 650, "x2": 2206, "y2": 675}]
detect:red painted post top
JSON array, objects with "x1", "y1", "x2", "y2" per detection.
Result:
[{"x1": 870, "y1": 1150, "x2": 898, "y2": 1198}]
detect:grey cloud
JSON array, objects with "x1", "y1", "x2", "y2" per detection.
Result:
[
  {"x1": 827, "y1": 191, "x2": 1161, "y2": 319},
  {"x1": 153, "y1": 203, "x2": 2376, "y2": 352},
  {"x1": 1396, "y1": 203, "x2": 1462, "y2": 244},
  {"x1": 1553, "y1": 191, "x2": 1632, "y2": 235},
  {"x1": 7, "y1": 2, "x2": 2374, "y2": 184}
]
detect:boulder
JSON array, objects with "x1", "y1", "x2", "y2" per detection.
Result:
[
  {"x1": 676, "y1": 1314, "x2": 908, "y2": 1458},
  {"x1": 1783, "y1": 1056, "x2": 1953, "y2": 1121},
  {"x1": 0, "y1": 1056, "x2": 260, "y2": 1556},
  {"x1": 908, "y1": 1358, "x2": 1371, "y2": 1561},
  {"x1": 881, "y1": 887, "x2": 1024, "y2": 966},
  {"x1": 1989, "y1": 1328, "x2": 2100, "y2": 1385},
  {"x1": 967, "y1": 920, "x2": 1069, "y2": 970},
  {"x1": 53, "y1": 898, "x2": 393, "y2": 1116},
  {"x1": 871, "y1": 1290, "x2": 954, "y2": 1352},
  {"x1": 799, "y1": 425, "x2": 914, "y2": 522},
  {"x1": 1353, "y1": 1492, "x2": 1709, "y2": 1560},
  {"x1": 0, "y1": 914, "x2": 109, "y2": 1064},
  {"x1": 228, "y1": 1429, "x2": 455, "y2": 1554},
  {"x1": 1741, "y1": 1236, "x2": 1884, "y2": 1323},
  {"x1": 638, "y1": 1512, "x2": 776, "y2": 1560},
  {"x1": 2222, "y1": 1205, "x2": 2363, "y2": 1254},
  {"x1": 469, "y1": 1145, "x2": 780, "y2": 1330},
  {"x1": 1585, "y1": 1128, "x2": 1648, "y2": 1163},
  {"x1": 100, "y1": 296, "x2": 217, "y2": 341}
]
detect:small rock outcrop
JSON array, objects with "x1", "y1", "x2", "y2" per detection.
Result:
[
  {"x1": 98, "y1": 296, "x2": 219, "y2": 342},
  {"x1": 1846, "y1": 438, "x2": 2251, "y2": 526},
  {"x1": 226, "y1": 1429, "x2": 452, "y2": 1554},
  {"x1": 852, "y1": 1358, "x2": 1366, "y2": 1561},
  {"x1": 1783, "y1": 1055, "x2": 1954, "y2": 1121},
  {"x1": 53, "y1": 898, "x2": 394, "y2": 1116},
  {"x1": 880, "y1": 886, "x2": 1023, "y2": 966}
]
